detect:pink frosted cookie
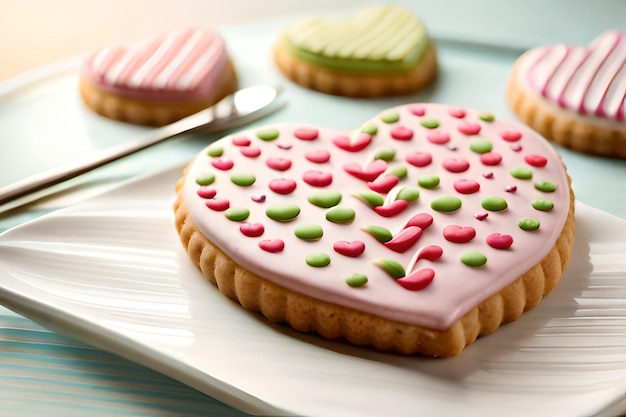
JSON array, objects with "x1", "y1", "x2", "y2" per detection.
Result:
[
  {"x1": 507, "y1": 30, "x2": 626, "y2": 158},
  {"x1": 174, "y1": 103, "x2": 575, "y2": 357},
  {"x1": 80, "y1": 27, "x2": 237, "y2": 126}
]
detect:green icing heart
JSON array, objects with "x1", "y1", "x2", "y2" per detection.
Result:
[{"x1": 281, "y1": 6, "x2": 431, "y2": 73}]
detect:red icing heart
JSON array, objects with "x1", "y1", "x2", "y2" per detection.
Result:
[
  {"x1": 443, "y1": 158, "x2": 470, "y2": 173},
  {"x1": 333, "y1": 133, "x2": 372, "y2": 152},
  {"x1": 266, "y1": 157, "x2": 292, "y2": 171},
  {"x1": 384, "y1": 226, "x2": 423, "y2": 253},
  {"x1": 240, "y1": 146, "x2": 261, "y2": 158},
  {"x1": 500, "y1": 130, "x2": 522, "y2": 142},
  {"x1": 480, "y1": 152, "x2": 502, "y2": 166},
  {"x1": 205, "y1": 198, "x2": 230, "y2": 211},
  {"x1": 269, "y1": 178, "x2": 297, "y2": 194},
  {"x1": 367, "y1": 175, "x2": 399, "y2": 193},
  {"x1": 305, "y1": 150, "x2": 331, "y2": 164},
  {"x1": 406, "y1": 151, "x2": 433, "y2": 167},
  {"x1": 457, "y1": 122, "x2": 481, "y2": 135},
  {"x1": 404, "y1": 213, "x2": 433, "y2": 230},
  {"x1": 374, "y1": 200, "x2": 410, "y2": 217},
  {"x1": 197, "y1": 187, "x2": 217, "y2": 199},
  {"x1": 294, "y1": 128, "x2": 319, "y2": 141},
  {"x1": 259, "y1": 239, "x2": 285, "y2": 253},
  {"x1": 427, "y1": 130, "x2": 451, "y2": 145},
  {"x1": 524, "y1": 154, "x2": 548, "y2": 167},
  {"x1": 333, "y1": 240, "x2": 366, "y2": 257},
  {"x1": 443, "y1": 225, "x2": 476, "y2": 244},
  {"x1": 390, "y1": 126, "x2": 414, "y2": 141},
  {"x1": 232, "y1": 137, "x2": 251, "y2": 146},
  {"x1": 343, "y1": 160, "x2": 387, "y2": 182},
  {"x1": 453, "y1": 179, "x2": 480, "y2": 194},
  {"x1": 302, "y1": 170, "x2": 333, "y2": 187},
  {"x1": 240, "y1": 222, "x2": 265, "y2": 237},
  {"x1": 397, "y1": 268, "x2": 435, "y2": 291},
  {"x1": 486, "y1": 233, "x2": 514, "y2": 249},
  {"x1": 448, "y1": 108, "x2": 466, "y2": 118},
  {"x1": 211, "y1": 159, "x2": 234, "y2": 170}
]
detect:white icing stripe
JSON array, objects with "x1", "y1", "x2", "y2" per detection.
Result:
[
  {"x1": 176, "y1": 42, "x2": 220, "y2": 90},
  {"x1": 127, "y1": 29, "x2": 191, "y2": 89},
  {"x1": 584, "y1": 35, "x2": 626, "y2": 116},
  {"x1": 90, "y1": 47, "x2": 116, "y2": 74},
  {"x1": 528, "y1": 45, "x2": 568, "y2": 93},
  {"x1": 102, "y1": 38, "x2": 159, "y2": 85},
  {"x1": 152, "y1": 29, "x2": 207, "y2": 90},
  {"x1": 602, "y1": 63, "x2": 626, "y2": 120},
  {"x1": 544, "y1": 47, "x2": 587, "y2": 104},
  {"x1": 561, "y1": 31, "x2": 619, "y2": 114}
]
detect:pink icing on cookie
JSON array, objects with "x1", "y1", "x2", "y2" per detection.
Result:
[
  {"x1": 183, "y1": 104, "x2": 570, "y2": 331},
  {"x1": 82, "y1": 28, "x2": 229, "y2": 102},
  {"x1": 523, "y1": 30, "x2": 626, "y2": 122}
]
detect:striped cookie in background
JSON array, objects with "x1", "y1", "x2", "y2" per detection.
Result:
[
  {"x1": 507, "y1": 30, "x2": 626, "y2": 158},
  {"x1": 79, "y1": 27, "x2": 237, "y2": 126}
]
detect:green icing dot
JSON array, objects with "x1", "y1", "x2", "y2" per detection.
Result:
[
  {"x1": 418, "y1": 175, "x2": 440, "y2": 189},
  {"x1": 362, "y1": 225, "x2": 393, "y2": 242},
  {"x1": 374, "y1": 259, "x2": 406, "y2": 279},
  {"x1": 396, "y1": 186, "x2": 420, "y2": 202},
  {"x1": 295, "y1": 224, "x2": 324, "y2": 241},
  {"x1": 195, "y1": 173, "x2": 215, "y2": 186},
  {"x1": 207, "y1": 146, "x2": 223, "y2": 157},
  {"x1": 535, "y1": 181, "x2": 557, "y2": 192},
  {"x1": 266, "y1": 204, "x2": 301, "y2": 222},
  {"x1": 470, "y1": 139, "x2": 493, "y2": 154},
  {"x1": 354, "y1": 192, "x2": 384, "y2": 208},
  {"x1": 230, "y1": 173, "x2": 256, "y2": 186},
  {"x1": 461, "y1": 251, "x2": 487, "y2": 267},
  {"x1": 308, "y1": 190, "x2": 342, "y2": 208},
  {"x1": 225, "y1": 207, "x2": 250, "y2": 222},
  {"x1": 361, "y1": 124, "x2": 378, "y2": 135},
  {"x1": 388, "y1": 164, "x2": 408, "y2": 179},
  {"x1": 380, "y1": 111, "x2": 400, "y2": 124},
  {"x1": 420, "y1": 118, "x2": 440, "y2": 129},
  {"x1": 326, "y1": 207, "x2": 356, "y2": 224},
  {"x1": 532, "y1": 198, "x2": 554, "y2": 211},
  {"x1": 478, "y1": 112, "x2": 495, "y2": 122},
  {"x1": 431, "y1": 196, "x2": 462, "y2": 213},
  {"x1": 306, "y1": 252, "x2": 331, "y2": 267},
  {"x1": 346, "y1": 273, "x2": 368, "y2": 287},
  {"x1": 256, "y1": 128, "x2": 280, "y2": 141},
  {"x1": 374, "y1": 148, "x2": 396, "y2": 161},
  {"x1": 511, "y1": 166, "x2": 533, "y2": 180},
  {"x1": 518, "y1": 217, "x2": 540, "y2": 231},
  {"x1": 481, "y1": 196, "x2": 508, "y2": 212}
]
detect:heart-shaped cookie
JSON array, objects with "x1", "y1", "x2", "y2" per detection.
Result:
[
  {"x1": 507, "y1": 30, "x2": 626, "y2": 158},
  {"x1": 175, "y1": 103, "x2": 575, "y2": 356},
  {"x1": 273, "y1": 6, "x2": 437, "y2": 97},
  {"x1": 80, "y1": 27, "x2": 237, "y2": 126}
]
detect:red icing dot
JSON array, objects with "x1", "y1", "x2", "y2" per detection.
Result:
[
  {"x1": 458, "y1": 122, "x2": 481, "y2": 135},
  {"x1": 524, "y1": 154, "x2": 548, "y2": 167},
  {"x1": 269, "y1": 178, "x2": 297, "y2": 194},
  {"x1": 390, "y1": 125, "x2": 414, "y2": 141},
  {"x1": 404, "y1": 213, "x2": 433, "y2": 230},
  {"x1": 486, "y1": 233, "x2": 514, "y2": 249},
  {"x1": 416, "y1": 245, "x2": 443, "y2": 262},
  {"x1": 448, "y1": 108, "x2": 466, "y2": 118},
  {"x1": 443, "y1": 225, "x2": 476, "y2": 244},
  {"x1": 504, "y1": 185, "x2": 517, "y2": 193},
  {"x1": 332, "y1": 133, "x2": 372, "y2": 152},
  {"x1": 443, "y1": 157, "x2": 470, "y2": 173},
  {"x1": 397, "y1": 268, "x2": 435, "y2": 291},
  {"x1": 303, "y1": 170, "x2": 333, "y2": 187},
  {"x1": 480, "y1": 152, "x2": 502, "y2": 166},
  {"x1": 384, "y1": 226, "x2": 423, "y2": 253},
  {"x1": 205, "y1": 198, "x2": 230, "y2": 211},
  {"x1": 251, "y1": 194, "x2": 266, "y2": 203},
  {"x1": 343, "y1": 160, "x2": 387, "y2": 182},
  {"x1": 197, "y1": 187, "x2": 217, "y2": 199},
  {"x1": 231, "y1": 136, "x2": 251, "y2": 146},
  {"x1": 368, "y1": 175, "x2": 399, "y2": 194},
  {"x1": 501, "y1": 130, "x2": 522, "y2": 142},
  {"x1": 277, "y1": 143, "x2": 292, "y2": 150},
  {"x1": 511, "y1": 144, "x2": 522, "y2": 152},
  {"x1": 475, "y1": 212, "x2": 488, "y2": 221},
  {"x1": 240, "y1": 146, "x2": 261, "y2": 158},
  {"x1": 407, "y1": 104, "x2": 426, "y2": 116},
  {"x1": 305, "y1": 150, "x2": 331, "y2": 164},
  {"x1": 454, "y1": 179, "x2": 480, "y2": 194},
  {"x1": 406, "y1": 151, "x2": 433, "y2": 167},
  {"x1": 259, "y1": 239, "x2": 285, "y2": 253},
  {"x1": 294, "y1": 128, "x2": 319, "y2": 141},
  {"x1": 240, "y1": 222, "x2": 265, "y2": 237},
  {"x1": 333, "y1": 240, "x2": 366, "y2": 257},
  {"x1": 483, "y1": 172, "x2": 494, "y2": 179},
  {"x1": 211, "y1": 159, "x2": 234, "y2": 170},
  {"x1": 427, "y1": 130, "x2": 451, "y2": 145},
  {"x1": 266, "y1": 157, "x2": 292, "y2": 171},
  {"x1": 374, "y1": 200, "x2": 410, "y2": 217}
]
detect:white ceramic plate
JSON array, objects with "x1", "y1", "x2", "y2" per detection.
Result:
[{"x1": 0, "y1": 163, "x2": 625, "y2": 417}]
